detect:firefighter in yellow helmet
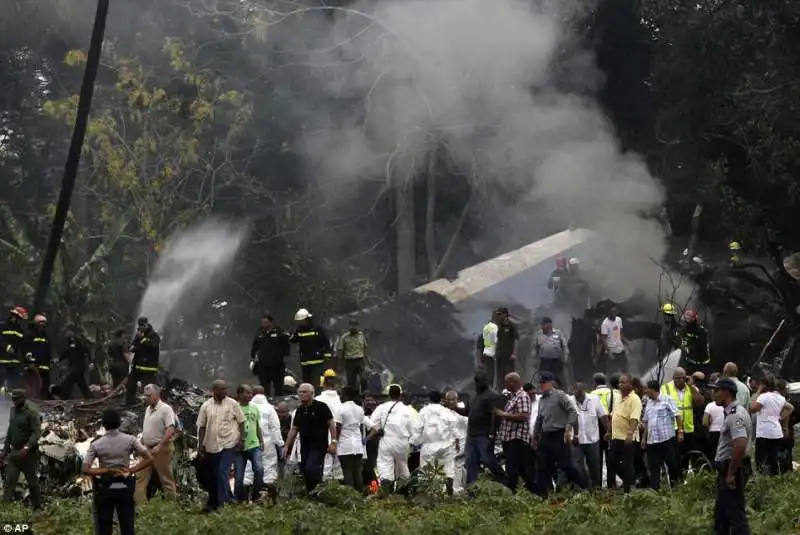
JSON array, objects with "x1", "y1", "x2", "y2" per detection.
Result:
[
  {"x1": 660, "y1": 303, "x2": 680, "y2": 359},
  {"x1": 728, "y1": 241, "x2": 742, "y2": 266},
  {"x1": 320, "y1": 368, "x2": 337, "y2": 388}
]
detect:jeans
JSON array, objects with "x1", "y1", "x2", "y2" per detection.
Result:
[
  {"x1": 206, "y1": 448, "x2": 237, "y2": 510},
  {"x1": 502, "y1": 439, "x2": 536, "y2": 493},
  {"x1": 571, "y1": 442, "x2": 602, "y2": 489},
  {"x1": 234, "y1": 447, "x2": 264, "y2": 501},
  {"x1": 714, "y1": 460, "x2": 750, "y2": 535},
  {"x1": 536, "y1": 430, "x2": 587, "y2": 496},
  {"x1": 645, "y1": 438, "x2": 681, "y2": 490},
  {"x1": 299, "y1": 445, "x2": 326, "y2": 493},
  {"x1": 755, "y1": 437, "x2": 780, "y2": 476},
  {"x1": 465, "y1": 434, "x2": 505, "y2": 485},
  {"x1": 93, "y1": 477, "x2": 135, "y2": 535},
  {"x1": 610, "y1": 440, "x2": 636, "y2": 493}
]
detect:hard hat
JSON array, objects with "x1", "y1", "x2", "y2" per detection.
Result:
[
  {"x1": 661, "y1": 303, "x2": 676, "y2": 315},
  {"x1": 283, "y1": 375, "x2": 297, "y2": 388},
  {"x1": 294, "y1": 308, "x2": 311, "y2": 321},
  {"x1": 33, "y1": 314, "x2": 47, "y2": 323},
  {"x1": 728, "y1": 241, "x2": 742, "y2": 251},
  {"x1": 568, "y1": 257, "x2": 579, "y2": 266},
  {"x1": 683, "y1": 309, "x2": 698, "y2": 322},
  {"x1": 323, "y1": 368, "x2": 336, "y2": 378},
  {"x1": 10, "y1": 306, "x2": 28, "y2": 320}
]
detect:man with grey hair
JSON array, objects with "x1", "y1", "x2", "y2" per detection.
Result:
[
  {"x1": 722, "y1": 362, "x2": 751, "y2": 408},
  {"x1": 135, "y1": 383, "x2": 178, "y2": 503}
]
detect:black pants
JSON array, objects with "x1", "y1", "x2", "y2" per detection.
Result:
[
  {"x1": 109, "y1": 363, "x2": 128, "y2": 389},
  {"x1": 502, "y1": 439, "x2": 536, "y2": 493},
  {"x1": 344, "y1": 359, "x2": 367, "y2": 394},
  {"x1": 300, "y1": 363, "x2": 327, "y2": 391},
  {"x1": 755, "y1": 437, "x2": 780, "y2": 476},
  {"x1": 539, "y1": 359, "x2": 564, "y2": 388},
  {"x1": 125, "y1": 370, "x2": 157, "y2": 406},
  {"x1": 601, "y1": 351, "x2": 628, "y2": 376},
  {"x1": 36, "y1": 368, "x2": 51, "y2": 399},
  {"x1": 2, "y1": 451, "x2": 41, "y2": 508},
  {"x1": 645, "y1": 438, "x2": 681, "y2": 490},
  {"x1": 677, "y1": 432, "x2": 696, "y2": 477},
  {"x1": 299, "y1": 445, "x2": 326, "y2": 493},
  {"x1": 778, "y1": 436, "x2": 794, "y2": 474},
  {"x1": 94, "y1": 478, "x2": 135, "y2": 535},
  {"x1": 363, "y1": 436, "x2": 379, "y2": 484},
  {"x1": 610, "y1": 440, "x2": 636, "y2": 493},
  {"x1": 536, "y1": 430, "x2": 587, "y2": 496},
  {"x1": 0, "y1": 365, "x2": 23, "y2": 391},
  {"x1": 714, "y1": 460, "x2": 750, "y2": 535},
  {"x1": 58, "y1": 367, "x2": 90, "y2": 399},
  {"x1": 258, "y1": 365, "x2": 284, "y2": 398},
  {"x1": 707, "y1": 432, "x2": 720, "y2": 464},
  {"x1": 572, "y1": 442, "x2": 602, "y2": 489},
  {"x1": 599, "y1": 436, "x2": 616, "y2": 488},
  {"x1": 339, "y1": 454, "x2": 364, "y2": 492}
]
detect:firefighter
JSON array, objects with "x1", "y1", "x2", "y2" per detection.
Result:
[
  {"x1": 54, "y1": 323, "x2": 92, "y2": 399},
  {"x1": 107, "y1": 328, "x2": 130, "y2": 388},
  {"x1": 289, "y1": 308, "x2": 332, "y2": 389},
  {"x1": 660, "y1": 303, "x2": 680, "y2": 358},
  {"x1": 125, "y1": 317, "x2": 161, "y2": 406},
  {"x1": 25, "y1": 314, "x2": 53, "y2": 398},
  {"x1": 250, "y1": 314, "x2": 291, "y2": 398},
  {"x1": 728, "y1": 241, "x2": 742, "y2": 267},
  {"x1": 1, "y1": 306, "x2": 28, "y2": 394},
  {"x1": 677, "y1": 309, "x2": 711, "y2": 376}
]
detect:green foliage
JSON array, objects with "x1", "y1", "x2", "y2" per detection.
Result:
[{"x1": 4, "y1": 472, "x2": 800, "y2": 534}]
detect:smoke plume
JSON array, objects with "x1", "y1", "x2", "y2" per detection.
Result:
[{"x1": 281, "y1": 0, "x2": 684, "y2": 304}]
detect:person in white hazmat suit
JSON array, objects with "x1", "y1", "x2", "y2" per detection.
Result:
[
  {"x1": 288, "y1": 373, "x2": 344, "y2": 481},
  {"x1": 367, "y1": 384, "x2": 420, "y2": 492},
  {"x1": 415, "y1": 391, "x2": 460, "y2": 495},
  {"x1": 244, "y1": 393, "x2": 284, "y2": 503},
  {"x1": 444, "y1": 390, "x2": 469, "y2": 494}
]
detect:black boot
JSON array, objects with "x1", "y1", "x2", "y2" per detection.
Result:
[{"x1": 445, "y1": 478, "x2": 454, "y2": 496}]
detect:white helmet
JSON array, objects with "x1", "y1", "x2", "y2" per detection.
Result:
[
  {"x1": 283, "y1": 375, "x2": 297, "y2": 388},
  {"x1": 568, "y1": 257, "x2": 579, "y2": 266},
  {"x1": 294, "y1": 308, "x2": 311, "y2": 321}
]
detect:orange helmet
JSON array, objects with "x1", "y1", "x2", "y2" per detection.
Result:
[{"x1": 10, "y1": 306, "x2": 28, "y2": 320}]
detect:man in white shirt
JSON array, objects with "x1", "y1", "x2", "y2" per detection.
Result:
[
  {"x1": 444, "y1": 391, "x2": 468, "y2": 494},
  {"x1": 415, "y1": 391, "x2": 459, "y2": 495},
  {"x1": 367, "y1": 384, "x2": 421, "y2": 492},
  {"x1": 337, "y1": 385, "x2": 367, "y2": 492},
  {"x1": 135, "y1": 384, "x2": 177, "y2": 504},
  {"x1": 599, "y1": 306, "x2": 628, "y2": 375},
  {"x1": 569, "y1": 382, "x2": 608, "y2": 489},
  {"x1": 197, "y1": 380, "x2": 245, "y2": 512},
  {"x1": 316, "y1": 374, "x2": 343, "y2": 481}
]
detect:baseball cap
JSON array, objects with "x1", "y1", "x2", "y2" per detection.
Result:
[
  {"x1": 539, "y1": 372, "x2": 556, "y2": 384},
  {"x1": 710, "y1": 377, "x2": 738, "y2": 395},
  {"x1": 541, "y1": 317, "x2": 553, "y2": 325}
]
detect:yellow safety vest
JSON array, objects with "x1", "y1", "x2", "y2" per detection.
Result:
[
  {"x1": 482, "y1": 322, "x2": 498, "y2": 354},
  {"x1": 591, "y1": 388, "x2": 610, "y2": 412},
  {"x1": 661, "y1": 381, "x2": 694, "y2": 433}
]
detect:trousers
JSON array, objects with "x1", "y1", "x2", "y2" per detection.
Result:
[
  {"x1": 94, "y1": 477, "x2": 135, "y2": 535},
  {"x1": 714, "y1": 460, "x2": 750, "y2": 534},
  {"x1": 2, "y1": 451, "x2": 41, "y2": 508}
]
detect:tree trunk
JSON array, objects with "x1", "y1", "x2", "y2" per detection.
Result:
[
  {"x1": 431, "y1": 194, "x2": 472, "y2": 280},
  {"x1": 425, "y1": 149, "x2": 437, "y2": 279},
  {"x1": 395, "y1": 181, "x2": 416, "y2": 294}
]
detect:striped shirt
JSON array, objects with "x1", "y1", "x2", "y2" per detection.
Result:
[
  {"x1": 643, "y1": 394, "x2": 679, "y2": 444},
  {"x1": 498, "y1": 389, "x2": 532, "y2": 443}
]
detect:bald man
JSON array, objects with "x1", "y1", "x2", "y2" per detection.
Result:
[
  {"x1": 494, "y1": 373, "x2": 536, "y2": 493},
  {"x1": 722, "y1": 362, "x2": 751, "y2": 408},
  {"x1": 660, "y1": 367, "x2": 705, "y2": 478},
  {"x1": 197, "y1": 380, "x2": 245, "y2": 512}
]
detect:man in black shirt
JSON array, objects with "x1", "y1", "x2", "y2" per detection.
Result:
[
  {"x1": 494, "y1": 308, "x2": 519, "y2": 391},
  {"x1": 464, "y1": 372, "x2": 505, "y2": 486},
  {"x1": 282, "y1": 383, "x2": 337, "y2": 493},
  {"x1": 107, "y1": 328, "x2": 129, "y2": 388},
  {"x1": 251, "y1": 314, "x2": 290, "y2": 398}
]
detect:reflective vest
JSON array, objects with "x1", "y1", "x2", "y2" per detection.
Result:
[
  {"x1": 482, "y1": 322, "x2": 498, "y2": 356},
  {"x1": 591, "y1": 387, "x2": 620, "y2": 415},
  {"x1": 661, "y1": 381, "x2": 694, "y2": 433}
]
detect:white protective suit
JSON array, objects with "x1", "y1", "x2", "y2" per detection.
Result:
[
  {"x1": 450, "y1": 405, "x2": 468, "y2": 493},
  {"x1": 369, "y1": 400, "x2": 420, "y2": 482},
  {"x1": 244, "y1": 394, "x2": 285, "y2": 486},
  {"x1": 288, "y1": 390, "x2": 343, "y2": 480},
  {"x1": 416, "y1": 403, "x2": 458, "y2": 479}
]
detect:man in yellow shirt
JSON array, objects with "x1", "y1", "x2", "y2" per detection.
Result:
[{"x1": 606, "y1": 373, "x2": 641, "y2": 493}]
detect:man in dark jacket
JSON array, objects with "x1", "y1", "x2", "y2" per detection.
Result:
[
  {"x1": 107, "y1": 328, "x2": 130, "y2": 388},
  {"x1": 54, "y1": 323, "x2": 92, "y2": 399},
  {"x1": 464, "y1": 372, "x2": 505, "y2": 486},
  {"x1": 25, "y1": 314, "x2": 53, "y2": 398},
  {"x1": 1, "y1": 389, "x2": 42, "y2": 509},
  {"x1": 126, "y1": 317, "x2": 160, "y2": 406},
  {"x1": 0, "y1": 306, "x2": 28, "y2": 394},
  {"x1": 289, "y1": 309, "x2": 332, "y2": 388},
  {"x1": 251, "y1": 314, "x2": 290, "y2": 398}
]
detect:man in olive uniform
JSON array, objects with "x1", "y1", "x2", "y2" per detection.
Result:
[
  {"x1": 336, "y1": 319, "x2": 371, "y2": 394},
  {"x1": 710, "y1": 377, "x2": 751, "y2": 535},
  {"x1": 1, "y1": 389, "x2": 42, "y2": 509}
]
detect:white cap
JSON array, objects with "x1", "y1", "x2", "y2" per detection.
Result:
[
  {"x1": 568, "y1": 257, "x2": 579, "y2": 266},
  {"x1": 294, "y1": 308, "x2": 311, "y2": 321},
  {"x1": 283, "y1": 375, "x2": 297, "y2": 388}
]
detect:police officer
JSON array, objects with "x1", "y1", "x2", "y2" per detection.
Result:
[
  {"x1": 54, "y1": 323, "x2": 92, "y2": 399},
  {"x1": 710, "y1": 377, "x2": 752, "y2": 534},
  {"x1": 0, "y1": 306, "x2": 28, "y2": 394},
  {"x1": 250, "y1": 314, "x2": 290, "y2": 398},
  {"x1": 25, "y1": 314, "x2": 53, "y2": 398},
  {"x1": 83, "y1": 408, "x2": 153, "y2": 535},
  {"x1": 126, "y1": 317, "x2": 161, "y2": 406},
  {"x1": 289, "y1": 308, "x2": 332, "y2": 388}
]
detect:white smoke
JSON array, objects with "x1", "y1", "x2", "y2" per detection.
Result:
[
  {"x1": 280, "y1": 0, "x2": 688, "y2": 304},
  {"x1": 137, "y1": 219, "x2": 248, "y2": 332}
]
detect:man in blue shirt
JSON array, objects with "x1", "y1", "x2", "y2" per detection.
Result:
[{"x1": 641, "y1": 379, "x2": 682, "y2": 490}]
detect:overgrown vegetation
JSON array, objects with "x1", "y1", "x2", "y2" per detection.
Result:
[{"x1": 3, "y1": 472, "x2": 800, "y2": 534}]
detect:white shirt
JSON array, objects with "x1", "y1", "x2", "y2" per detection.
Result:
[
  {"x1": 368, "y1": 401, "x2": 420, "y2": 441},
  {"x1": 754, "y1": 391, "x2": 787, "y2": 439},
  {"x1": 703, "y1": 402, "x2": 725, "y2": 432},
  {"x1": 601, "y1": 316, "x2": 624, "y2": 354},
  {"x1": 569, "y1": 394, "x2": 606, "y2": 444},
  {"x1": 337, "y1": 401, "x2": 366, "y2": 457},
  {"x1": 417, "y1": 403, "x2": 457, "y2": 446},
  {"x1": 317, "y1": 389, "x2": 343, "y2": 424}
]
